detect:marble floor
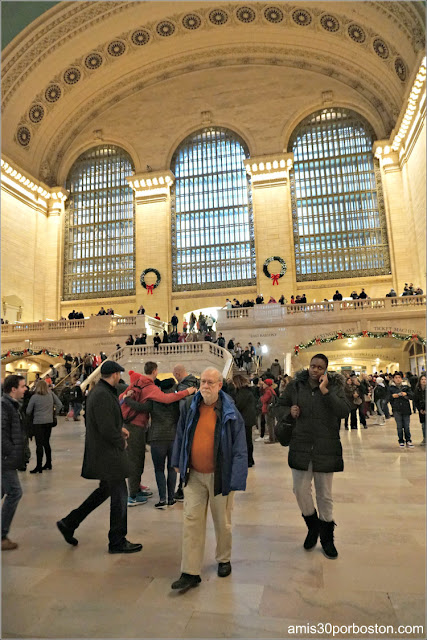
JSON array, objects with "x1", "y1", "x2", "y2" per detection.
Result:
[{"x1": 2, "y1": 414, "x2": 426, "y2": 639}]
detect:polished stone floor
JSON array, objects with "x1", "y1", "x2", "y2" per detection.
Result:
[{"x1": 2, "y1": 414, "x2": 426, "y2": 639}]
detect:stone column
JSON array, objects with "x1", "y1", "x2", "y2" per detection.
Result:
[
  {"x1": 127, "y1": 171, "x2": 175, "y2": 323},
  {"x1": 244, "y1": 153, "x2": 294, "y2": 302},
  {"x1": 45, "y1": 187, "x2": 68, "y2": 321}
]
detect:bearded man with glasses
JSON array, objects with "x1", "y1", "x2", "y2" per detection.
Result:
[{"x1": 170, "y1": 367, "x2": 248, "y2": 590}]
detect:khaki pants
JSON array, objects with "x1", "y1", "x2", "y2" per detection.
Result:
[
  {"x1": 291, "y1": 461, "x2": 334, "y2": 521},
  {"x1": 181, "y1": 470, "x2": 234, "y2": 575}
]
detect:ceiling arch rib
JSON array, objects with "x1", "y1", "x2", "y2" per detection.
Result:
[{"x1": 37, "y1": 44, "x2": 398, "y2": 185}]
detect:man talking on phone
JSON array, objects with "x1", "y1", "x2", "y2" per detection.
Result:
[{"x1": 275, "y1": 354, "x2": 354, "y2": 559}]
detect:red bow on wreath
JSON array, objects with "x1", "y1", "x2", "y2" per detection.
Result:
[
  {"x1": 271, "y1": 274, "x2": 280, "y2": 286},
  {"x1": 146, "y1": 284, "x2": 154, "y2": 295}
]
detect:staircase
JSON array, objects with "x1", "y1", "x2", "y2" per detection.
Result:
[{"x1": 81, "y1": 342, "x2": 234, "y2": 391}]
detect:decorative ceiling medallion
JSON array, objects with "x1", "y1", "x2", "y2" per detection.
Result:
[
  {"x1": 29, "y1": 104, "x2": 45, "y2": 123},
  {"x1": 63, "y1": 67, "x2": 81, "y2": 85},
  {"x1": 45, "y1": 84, "x2": 62, "y2": 103},
  {"x1": 131, "y1": 29, "x2": 151, "y2": 45},
  {"x1": 264, "y1": 6, "x2": 283, "y2": 23},
  {"x1": 320, "y1": 14, "x2": 340, "y2": 33},
  {"x1": 156, "y1": 20, "x2": 175, "y2": 37},
  {"x1": 84, "y1": 53, "x2": 103, "y2": 69},
  {"x1": 209, "y1": 9, "x2": 228, "y2": 25},
  {"x1": 292, "y1": 9, "x2": 312, "y2": 26},
  {"x1": 107, "y1": 41, "x2": 126, "y2": 57},
  {"x1": 373, "y1": 38, "x2": 389, "y2": 59},
  {"x1": 182, "y1": 14, "x2": 201, "y2": 30},
  {"x1": 394, "y1": 58, "x2": 407, "y2": 81},
  {"x1": 17, "y1": 126, "x2": 31, "y2": 147},
  {"x1": 348, "y1": 24, "x2": 366, "y2": 43},
  {"x1": 236, "y1": 6, "x2": 256, "y2": 23}
]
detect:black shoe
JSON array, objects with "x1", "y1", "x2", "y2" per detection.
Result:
[
  {"x1": 17, "y1": 465, "x2": 27, "y2": 472},
  {"x1": 319, "y1": 520, "x2": 338, "y2": 559},
  {"x1": 108, "y1": 540, "x2": 143, "y2": 554},
  {"x1": 217, "y1": 561, "x2": 232, "y2": 577},
  {"x1": 302, "y1": 510, "x2": 319, "y2": 551},
  {"x1": 29, "y1": 467, "x2": 42, "y2": 474},
  {"x1": 155, "y1": 501, "x2": 167, "y2": 509},
  {"x1": 167, "y1": 499, "x2": 176, "y2": 507},
  {"x1": 171, "y1": 573, "x2": 201, "y2": 590},
  {"x1": 42, "y1": 463, "x2": 52, "y2": 470},
  {"x1": 56, "y1": 520, "x2": 78, "y2": 546},
  {"x1": 174, "y1": 489, "x2": 184, "y2": 502}
]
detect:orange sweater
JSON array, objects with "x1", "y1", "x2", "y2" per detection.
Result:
[{"x1": 190, "y1": 403, "x2": 216, "y2": 473}]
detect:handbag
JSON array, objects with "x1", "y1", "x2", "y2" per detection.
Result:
[
  {"x1": 52, "y1": 406, "x2": 57, "y2": 427},
  {"x1": 274, "y1": 386, "x2": 298, "y2": 447}
]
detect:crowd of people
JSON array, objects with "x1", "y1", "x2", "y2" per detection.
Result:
[{"x1": 2, "y1": 352, "x2": 424, "y2": 588}]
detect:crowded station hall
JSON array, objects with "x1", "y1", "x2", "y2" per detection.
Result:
[{"x1": 1, "y1": 1, "x2": 425, "y2": 639}]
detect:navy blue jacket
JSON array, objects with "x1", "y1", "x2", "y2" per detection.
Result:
[
  {"x1": 171, "y1": 390, "x2": 248, "y2": 496},
  {"x1": 2, "y1": 395, "x2": 25, "y2": 470}
]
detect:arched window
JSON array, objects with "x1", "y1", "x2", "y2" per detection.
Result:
[
  {"x1": 289, "y1": 108, "x2": 390, "y2": 280},
  {"x1": 171, "y1": 127, "x2": 256, "y2": 290},
  {"x1": 63, "y1": 145, "x2": 135, "y2": 300}
]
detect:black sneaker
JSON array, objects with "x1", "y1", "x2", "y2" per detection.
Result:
[
  {"x1": 171, "y1": 573, "x2": 201, "y2": 590},
  {"x1": 167, "y1": 499, "x2": 176, "y2": 507},
  {"x1": 108, "y1": 540, "x2": 143, "y2": 554},
  {"x1": 155, "y1": 501, "x2": 167, "y2": 509},
  {"x1": 174, "y1": 489, "x2": 184, "y2": 502}
]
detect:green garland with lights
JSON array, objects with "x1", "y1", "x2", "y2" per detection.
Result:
[
  {"x1": 1, "y1": 348, "x2": 64, "y2": 361},
  {"x1": 294, "y1": 331, "x2": 425, "y2": 355}
]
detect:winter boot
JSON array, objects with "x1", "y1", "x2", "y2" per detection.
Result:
[
  {"x1": 302, "y1": 510, "x2": 320, "y2": 551},
  {"x1": 319, "y1": 520, "x2": 338, "y2": 559}
]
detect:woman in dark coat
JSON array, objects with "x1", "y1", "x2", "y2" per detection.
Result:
[
  {"x1": 413, "y1": 374, "x2": 426, "y2": 445},
  {"x1": 229, "y1": 375, "x2": 257, "y2": 467},
  {"x1": 275, "y1": 354, "x2": 353, "y2": 559}
]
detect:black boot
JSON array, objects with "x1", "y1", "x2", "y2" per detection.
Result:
[
  {"x1": 302, "y1": 510, "x2": 319, "y2": 551},
  {"x1": 29, "y1": 467, "x2": 42, "y2": 474},
  {"x1": 319, "y1": 520, "x2": 338, "y2": 559}
]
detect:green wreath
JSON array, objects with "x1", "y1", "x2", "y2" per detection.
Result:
[
  {"x1": 263, "y1": 256, "x2": 287, "y2": 283},
  {"x1": 140, "y1": 268, "x2": 161, "y2": 293}
]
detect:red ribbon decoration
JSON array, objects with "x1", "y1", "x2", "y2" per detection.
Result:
[
  {"x1": 6, "y1": 351, "x2": 11, "y2": 357},
  {"x1": 294, "y1": 345, "x2": 300, "y2": 353},
  {"x1": 362, "y1": 330, "x2": 368, "y2": 337},
  {"x1": 146, "y1": 284, "x2": 155, "y2": 295},
  {"x1": 59, "y1": 352, "x2": 64, "y2": 357},
  {"x1": 411, "y1": 333, "x2": 418, "y2": 341},
  {"x1": 271, "y1": 273, "x2": 280, "y2": 286},
  {"x1": 23, "y1": 349, "x2": 28, "y2": 355},
  {"x1": 315, "y1": 338, "x2": 321, "y2": 345},
  {"x1": 387, "y1": 331, "x2": 392, "y2": 337},
  {"x1": 337, "y1": 332, "x2": 343, "y2": 339}
]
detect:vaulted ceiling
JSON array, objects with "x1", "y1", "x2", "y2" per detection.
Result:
[{"x1": 2, "y1": 1, "x2": 425, "y2": 186}]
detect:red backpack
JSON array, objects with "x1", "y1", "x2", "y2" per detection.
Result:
[{"x1": 119, "y1": 381, "x2": 146, "y2": 425}]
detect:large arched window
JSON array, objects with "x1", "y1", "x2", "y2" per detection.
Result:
[
  {"x1": 171, "y1": 127, "x2": 256, "y2": 291},
  {"x1": 289, "y1": 108, "x2": 390, "y2": 280},
  {"x1": 63, "y1": 145, "x2": 135, "y2": 300}
]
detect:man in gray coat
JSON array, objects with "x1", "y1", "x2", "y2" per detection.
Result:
[{"x1": 56, "y1": 361, "x2": 142, "y2": 554}]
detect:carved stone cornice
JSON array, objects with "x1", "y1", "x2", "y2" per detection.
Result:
[
  {"x1": 127, "y1": 170, "x2": 174, "y2": 204},
  {"x1": 244, "y1": 153, "x2": 293, "y2": 188}
]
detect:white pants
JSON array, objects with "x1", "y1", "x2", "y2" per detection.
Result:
[
  {"x1": 181, "y1": 470, "x2": 234, "y2": 575},
  {"x1": 291, "y1": 461, "x2": 334, "y2": 522}
]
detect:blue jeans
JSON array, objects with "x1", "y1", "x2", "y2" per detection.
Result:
[
  {"x1": 73, "y1": 403, "x2": 82, "y2": 419},
  {"x1": 150, "y1": 441, "x2": 176, "y2": 502},
  {"x1": 394, "y1": 412, "x2": 412, "y2": 443},
  {"x1": 1, "y1": 469, "x2": 23, "y2": 539}
]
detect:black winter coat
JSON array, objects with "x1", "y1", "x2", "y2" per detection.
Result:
[
  {"x1": 388, "y1": 383, "x2": 413, "y2": 415},
  {"x1": 2, "y1": 395, "x2": 25, "y2": 470},
  {"x1": 229, "y1": 387, "x2": 257, "y2": 427},
  {"x1": 413, "y1": 386, "x2": 426, "y2": 412},
  {"x1": 276, "y1": 370, "x2": 353, "y2": 473},
  {"x1": 81, "y1": 379, "x2": 129, "y2": 481},
  {"x1": 125, "y1": 390, "x2": 180, "y2": 442}
]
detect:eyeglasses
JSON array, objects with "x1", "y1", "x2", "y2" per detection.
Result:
[{"x1": 200, "y1": 379, "x2": 220, "y2": 387}]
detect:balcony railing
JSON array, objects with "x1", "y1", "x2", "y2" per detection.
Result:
[
  {"x1": 219, "y1": 295, "x2": 426, "y2": 322},
  {"x1": 1, "y1": 314, "x2": 167, "y2": 336}
]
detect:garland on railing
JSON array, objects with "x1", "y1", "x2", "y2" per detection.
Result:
[
  {"x1": 1, "y1": 348, "x2": 64, "y2": 361},
  {"x1": 294, "y1": 331, "x2": 425, "y2": 355}
]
